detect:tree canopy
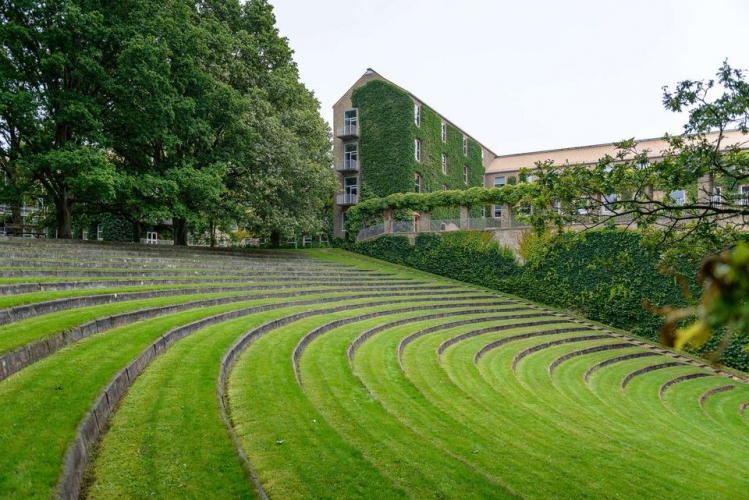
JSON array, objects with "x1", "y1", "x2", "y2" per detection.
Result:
[
  {"x1": 523, "y1": 61, "x2": 749, "y2": 263},
  {"x1": 0, "y1": 0, "x2": 335, "y2": 243}
]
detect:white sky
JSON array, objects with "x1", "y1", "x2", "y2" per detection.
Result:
[{"x1": 271, "y1": 0, "x2": 749, "y2": 156}]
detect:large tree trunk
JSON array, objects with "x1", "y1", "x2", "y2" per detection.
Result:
[
  {"x1": 173, "y1": 218, "x2": 188, "y2": 246},
  {"x1": 55, "y1": 190, "x2": 73, "y2": 239}
]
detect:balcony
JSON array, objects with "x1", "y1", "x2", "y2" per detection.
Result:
[
  {"x1": 336, "y1": 193, "x2": 359, "y2": 206},
  {"x1": 336, "y1": 124, "x2": 358, "y2": 139},
  {"x1": 335, "y1": 160, "x2": 359, "y2": 172}
]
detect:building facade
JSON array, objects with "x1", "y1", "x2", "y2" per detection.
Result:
[
  {"x1": 333, "y1": 70, "x2": 749, "y2": 240},
  {"x1": 332, "y1": 69, "x2": 497, "y2": 237}
]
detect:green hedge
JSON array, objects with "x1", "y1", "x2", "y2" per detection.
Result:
[
  {"x1": 347, "y1": 229, "x2": 749, "y2": 371},
  {"x1": 101, "y1": 214, "x2": 135, "y2": 242}
]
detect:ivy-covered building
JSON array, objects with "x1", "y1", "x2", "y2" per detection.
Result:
[
  {"x1": 332, "y1": 69, "x2": 498, "y2": 237},
  {"x1": 486, "y1": 129, "x2": 749, "y2": 210}
]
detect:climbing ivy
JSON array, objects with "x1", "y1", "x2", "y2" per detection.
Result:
[
  {"x1": 342, "y1": 184, "x2": 538, "y2": 236},
  {"x1": 351, "y1": 79, "x2": 484, "y2": 199}
]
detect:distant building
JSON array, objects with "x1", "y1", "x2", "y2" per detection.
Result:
[
  {"x1": 332, "y1": 70, "x2": 749, "y2": 241},
  {"x1": 332, "y1": 69, "x2": 497, "y2": 237}
]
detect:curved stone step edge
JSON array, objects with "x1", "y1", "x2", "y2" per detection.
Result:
[
  {"x1": 293, "y1": 302, "x2": 517, "y2": 386},
  {"x1": 511, "y1": 335, "x2": 611, "y2": 372},
  {"x1": 0, "y1": 276, "x2": 412, "y2": 297},
  {"x1": 698, "y1": 385, "x2": 735, "y2": 408},
  {"x1": 59, "y1": 291, "x2": 475, "y2": 499},
  {"x1": 0, "y1": 278, "x2": 447, "y2": 327},
  {"x1": 473, "y1": 327, "x2": 595, "y2": 365},
  {"x1": 547, "y1": 343, "x2": 635, "y2": 378},
  {"x1": 583, "y1": 352, "x2": 661, "y2": 384},
  {"x1": 0, "y1": 268, "x2": 398, "y2": 279},
  {"x1": 620, "y1": 363, "x2": 694, "y2": 394},
  {"x1": 0, "y1": 240, "x2": 319, "y2": 259},
  {"x1": 0, "y1": 286, "x2": 473, "y2": 383},
  {"x1": 347, "y1": 306, "x2": 525, "y2": 367}
]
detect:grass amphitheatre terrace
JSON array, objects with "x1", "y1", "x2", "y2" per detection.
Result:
[{"x1": 0, "y1": 238, "x2": 747, "y2": 499}]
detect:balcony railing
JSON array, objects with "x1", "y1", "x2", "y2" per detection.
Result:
[
  {"x1": 336, "y1": 124, "x2": 358, "y2": 139},
  {"x1": 336, "y1": 193, "x2": 358, "y2": 206},
  {"x1": 335, "y1": 160, "x2": 359, "y2": 172}
]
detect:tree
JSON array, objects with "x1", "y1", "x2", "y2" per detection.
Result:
[
  {"x1": 526, "y1": 61, "x2": 749, "y2": 263},
  {"x1": 0, "y1": 0, "x2": 116, "y2": 238}
]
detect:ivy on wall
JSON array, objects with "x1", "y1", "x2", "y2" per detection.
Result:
[
  {"x1": 351, "y1": 79, "x2": 484, "y2": 202},
  {"x1": 344, "y1": 228, "x2": 749, "y2": 372},
  {"x1": 352, "y1": 80, "x2": 415, "y2": 198},
  {"x1": 342, "y1": 185, "x2": 537, "y2": 236}
]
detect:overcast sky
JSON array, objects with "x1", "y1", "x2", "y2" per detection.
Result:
[{"x1": 271, "y1": 0, "x2": 749, "y2": 156}]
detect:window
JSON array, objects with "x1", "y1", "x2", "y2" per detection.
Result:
[
  {"x1": 414, "y1": 139, "x2": 421, "y2": 162},
  {"x1": 493, "y1": 176, "x2": 506, "y2": 188},
  {"x1": 670, "y1": 190, "x2": 686, "y2": 206},
  {"x1": 740, "y1": 185, "x2": 748, "y2": 206},
  {"x1": 97, "y1": 224, "x2": 103, "y2": 240},
  {"x1": 442, "y1": 184, "x2": 448, "y2": 191},
  {"x1": 414, "y1": 173, "x2": 422, "y2": 193},
  {"x1": 481, "y1": 149, "x2": 485, "y2": 161},
  {"x1": 344, "y1": 176, "x2": 358, "y2": 196},
  {"x1": 463, "y1": 136, "x2": 468, "y2": 155},
  {"x1": 552, "y1": 200, "x2": 561, "y2": 213},
  {"x1": 341, "y1": 212, "x2": 347, "y2": 232},
  {"x1": 602, "y1": 193, "x2": 618, "y2": 214},
  {"x1": 463, "y1": 165, "x2": 469, "y2": 185},
  {"x1": 493, "y1": 204, "x2": 502, "y2": 218},
  {"x1": 343, "y1": 109, "x2": 357, "y2": 134},
  {"x1": 414, "y1": 104, "x2": 421, "y2": 127},
  {"x1": 441, "y1": 122, "x2": 447, "y2": 142},
  {"x1": 441, "y1": 154, "x2": 448, "y2": 175},
  {"x1": 343, "y1": 143, "x2": 358, "y2": 169},
  {"x1": 712, "y1": 186, "x2": 722, "y2": 206},
  {"x1": 521, "y1": 173, "x2": 534, "y2": 183}
]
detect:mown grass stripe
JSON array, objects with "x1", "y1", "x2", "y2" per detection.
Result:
[
  {"x1": 0, "y1": 287, "x2": 473, "y2": 382},
  {"x1": 65, "y1": 294, "x2": 495, "y2": 498},
  {"x1": 547, "y1": 342, "x2": 635, "y2": 377}
]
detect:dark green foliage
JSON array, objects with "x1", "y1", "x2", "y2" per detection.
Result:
[
  {"x1": 349, "y1": 230, "x2": 521, "y2": 290},
  {"x1": 101, "y1": 214, "x2": 135, "y2": 242},
  {"x1": 351, "y1": 80, "x2": 484, "y2": 200},
  {"x1": 352, "y1": 81, "x2": 414, "y2": 197},
  {"x1": 351, "y1": 229, "x2": 749, "y2": 371}
]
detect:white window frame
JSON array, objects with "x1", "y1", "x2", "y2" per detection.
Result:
[
  {"x1": 414, "y1": 104, "x2": 421, "y2": 127},
  {"x1": 463, "y1": 165, "x2": 469, "y2": 185},
  {"x1": 463, "y1": 135, "x2": 468, "y2": 155},
  {"x1": 493, "y1": 176, "x2": 506, "y2": 188},
  {"x1": 601, "y1": 193, "x2": 618, "y2": 214},
  {"x1": 343, "y1": 142, "x2": 358, "y2": 168},
  {"x1": 341, "y1": 212, "x2": 347, "y2": 232},
  {"x1": 441, "y1": 122, "x2": 447, "y2": 143},
  {"x1": 343, "y1": 176, "x2": 358, "y2": 196},
  {"x1": 493, "y1": 204, "x2": 502, "y2": 218},
  {"x1": 343, "y1": 109, "x2": 358, "y2": 129},
  {"x1": 442, "y1": 184, "x2": 448, "y2": 191},
  {"x1": 415, "y1": 173, "x2": 422, "y2": 193},
  {"x1": 670, "y1": 189, "x2": 686, "y2": 206},
  {"x1": 97, "y1": 224, "x2": 103, "y2": 240},
  {"x1": 739, "y1": 185, "x2": 748, "y2": 206},
  {"x1": 712, "y1": 186, "x2": 722, "y2": 206},
  {"x1": 441, "y1": 153, "x2": 448, "y2": 175},
  {"x1": 414, "y1": 139, "x2": 421, "y2": 162}
]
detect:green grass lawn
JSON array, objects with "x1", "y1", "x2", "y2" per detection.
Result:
[{"x1": 0, "y1": 243, "x2": 746, "y2": 499}]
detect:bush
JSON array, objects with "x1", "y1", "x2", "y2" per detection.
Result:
[{"x1": 101, "y1": 214, "x2": 135, "y2": 242}]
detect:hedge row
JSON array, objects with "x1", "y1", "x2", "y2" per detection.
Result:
[{"x1": 345, "y1": 229, "x2": 749, "y2": 371}]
